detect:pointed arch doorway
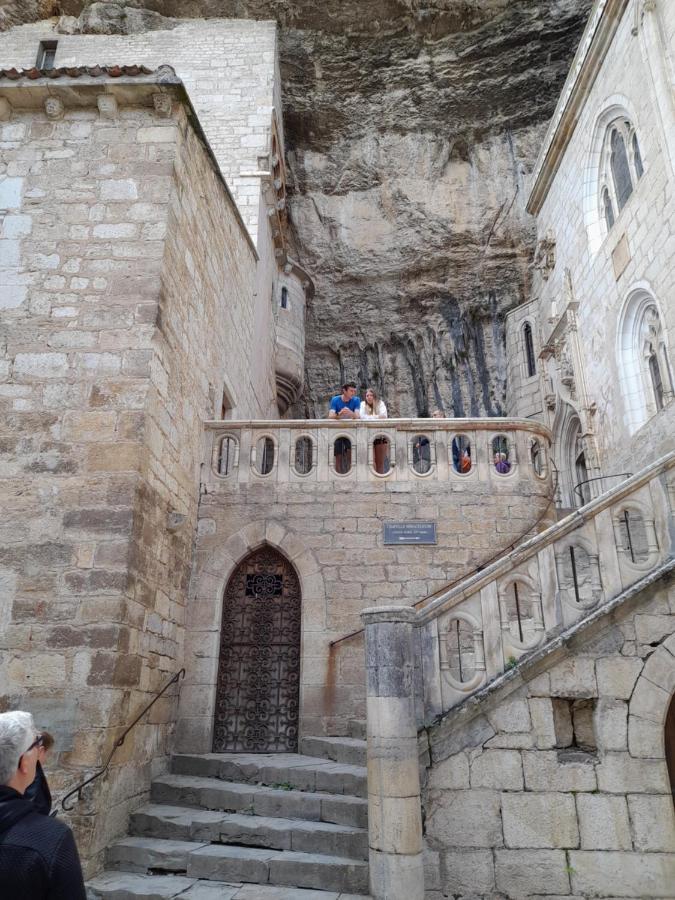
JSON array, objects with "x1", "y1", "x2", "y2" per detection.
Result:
[{"x1": 213, "y1": 546, "x2": 301, "y2": 752}]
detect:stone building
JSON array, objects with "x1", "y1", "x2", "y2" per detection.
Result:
[{"x1": 0, "y1": 1, "x2": 673, "y2": 899}]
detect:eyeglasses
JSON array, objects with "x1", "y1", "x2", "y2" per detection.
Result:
[{"x1": 20, "y1": 734, "x2": 43, "y2": 760}]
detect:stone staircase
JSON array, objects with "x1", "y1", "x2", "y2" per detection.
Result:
[{"x1": 87, "y1": 734, "x2": 371, "y2": 900}]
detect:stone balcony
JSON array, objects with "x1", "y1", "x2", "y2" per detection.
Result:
[{"x1": 202, "y1": 417, "x2": 553, "y2": 488}]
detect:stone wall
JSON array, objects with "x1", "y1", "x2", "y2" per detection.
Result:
[
  {"x1": 0, "y1": 18, "x2": 279, "y2": 246},
  {"x1": 178, "y1": 419, "x2": 554, "y2": 745},
  {"x1": 422, "y1": 574, "x2": 675, "y2": 899},
  {"x1": 0, "y1": 78, "x2": 265, "y2": 868},
  {"x1": 512, "y1": 0, "x2": 675, "y2": 478}
]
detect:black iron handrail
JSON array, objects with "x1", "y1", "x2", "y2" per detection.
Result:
[
  {"x1": 573, "y1": 472, "x2": 633, "y2": 502},
  {"x1": 58, "y1": 668, "x2": 185, "y2": 813}
]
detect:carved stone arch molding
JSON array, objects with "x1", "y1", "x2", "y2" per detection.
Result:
[
  {"x1": 627, "y1": 635, "x2": 675, "y2": 811},
  {"x1": 175, "y1": 522, "x2": 324, "y2": 754}
]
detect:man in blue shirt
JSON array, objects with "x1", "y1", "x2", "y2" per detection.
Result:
[
  {"x1": 328, "y1": 382, "x2": 361, "y2": 420},
  {"x1": 328, "y1": 382, "x2": 360, "y2": 474}
]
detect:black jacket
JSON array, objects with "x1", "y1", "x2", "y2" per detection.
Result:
[
  {"x1": 0, "y1": 785, "x2": 86, "y2": 900},
  {"x1": 24, "y1": 762, "x2": 52, "y2": 815}
]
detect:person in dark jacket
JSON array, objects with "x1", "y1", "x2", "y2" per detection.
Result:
[
  {"x1": 0, "y1": 711, "x2": 86, "y2": 900},
  {"x1": 24, "y1": 730, "x2": 53, "y2": 815}
]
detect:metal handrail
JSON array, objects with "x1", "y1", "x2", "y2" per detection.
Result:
[
  {"x1": 58, "y1": 668, "x2": 185, "y2": 813},
  {"x1": 573, "y1": 472, "x2": 633, "y2": 502}
]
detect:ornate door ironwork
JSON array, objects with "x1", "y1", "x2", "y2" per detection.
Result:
[{"x1": 213, "y1": 546, "x2": 301, "y2": 752}]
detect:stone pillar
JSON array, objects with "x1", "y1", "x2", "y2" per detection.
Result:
[{"x1": 362, "y1": 605, "x2": 425, "y2": 900}]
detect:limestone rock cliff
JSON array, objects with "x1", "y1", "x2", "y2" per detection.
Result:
[{"x1": 1, "y1": 0, "x2": 592, "y2": 416}]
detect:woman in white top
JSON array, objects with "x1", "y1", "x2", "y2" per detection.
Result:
[
  {"x1": 361, "y1": 388, "x2": 389, "y2": 473},
  {"x1": 360, "y1": 387, "x2": 387, "y2": 419}
]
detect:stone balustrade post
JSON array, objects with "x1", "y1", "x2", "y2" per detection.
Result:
[{"x1": 361, "y1": 605, "x2": 425, "y2": 900}]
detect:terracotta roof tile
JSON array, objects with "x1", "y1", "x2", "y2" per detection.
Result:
[{"x1": 0, "y1": 64, "x2": 157, "y2": 81}]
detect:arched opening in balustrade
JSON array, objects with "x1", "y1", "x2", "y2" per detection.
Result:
[
  {"x1": 446, "y1": 618, "x2": 476, "y2": 683},
  {"x1": 452, "y1": 435, "x2": 472, "y2": 474},
  {"x1": 294, "y1": 436, "x2": 314, "y2": 475},
  {"x1": 254, "y1": 436, "x2": 276, "y2": 476},
  {"x1": 334, "y1": 436, "x2": 353, "y2": 475},
  {"x1": 614, "y1": 505, "x2": 656, "y2": 566},
  {"x1": 498, "y1": 575, "x2": 542, "y2": 650},
  {"x1": 492, "y1": 435, "x2": 512, "y2": 474},
  {"x1": 373, "y1": 435, "x2": 391, "y2": 475},
  {"x1": 213, "y1": 545, "x2": 301, "y2": 752},
  {"x1": 412, "y1": 434, "x2": 432, "y2": 474},
  {"x1": 555, "y1": 541, "x2": 603, "y2": 608},
  {"x1": 217, "y1": 435, "x2": 237, "y2": 476},
  {"x1": 530, "y1": 438, "x2": 545, "y2": 477}
]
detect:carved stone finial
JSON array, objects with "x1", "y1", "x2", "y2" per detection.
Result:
[
  {"x1": 0, "y1": 97, "x2": 12, "y2": 122},
  {"x1": 152, "y1": 93, "x2": 172, "y2": 118},
  {"x1": 97, "y1": 94, "x2": 118, "y2": 119},
  {"x1": 44, "y1": 96, "x2": 64, "y2": 120}
]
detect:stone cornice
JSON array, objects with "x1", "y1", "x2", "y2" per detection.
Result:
[{"x1": 526, "y1": 0, "x2": 631, "y2": 215}]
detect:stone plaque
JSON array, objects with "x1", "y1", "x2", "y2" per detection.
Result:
[
  {"x1": 383, "y1": 522, "x2": 437, "y2": 545},
  {"x1": 611, "y1": 233, "x2": 630, "y2": 280}
]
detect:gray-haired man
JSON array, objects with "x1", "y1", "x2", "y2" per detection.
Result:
[{"x1": 0, "y1": 710, "x2": 86, "y2": 899}]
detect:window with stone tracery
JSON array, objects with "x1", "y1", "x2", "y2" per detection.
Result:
[
  {"x1": 640, "y1": 304, "x2": 673, "y2": 416},
  {"x1": 618, "y1": 293, "x2": 673, "y2": 433},
  {"x1": 598, "y1": 119, "x2": 644, "y2": 235}
]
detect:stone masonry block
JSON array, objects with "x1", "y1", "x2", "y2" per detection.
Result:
[
  {"x1": 595, "y1": 698, "x2": 628, "y2": 751},
  {"x1": 522, "y1": 750, "x2": 597, "y2": 792},
  {"x1": 576, "y1": 793, "x2": 632, "y2": 850},
  {"x1": 569, "y1": 851, "x2": 675, "y2": 898},
  {"x1": 495, "y1": 849, "x2": 570, "y2": 897},
  {"x1": 629, "y1": 675, "x2": 672, "y2": 725},
  {"x1": 425, "y1": 789, "x2": 502, "y2": 848},
  {"x1": 596, "y1": 752, "x2": 670, "y2": 793},
  {"x1": 486, "y1": 695, "x2": 531, "y2": 733},
  {"x1": 502, "y1": 792, "x2": 579, "y2": 849},
  {"x1": 628, "y1": 713, "x2": 666, "y2": 758},
  {"x1": 596, "y1": 657, "x2": 643, "y2": 699},
  {"x1": 440, "y1": 849, "x2": 495, "y2": 894},
  {"x1": 547, "y1": 657, "x2": 597, "y2": 697},
  {"x1": 470, "y1": 749, "x2": 524, "y2": 790},
  {"x1": 628, "y1": 794, "x2": 675, "y2": 851},
  {"x1": 426, "y1": 752, "x2": 470, "y2": 790}
]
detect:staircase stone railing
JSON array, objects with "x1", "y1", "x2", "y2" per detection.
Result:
[{"x1": 361, "y1": 450, "x2": 675, "y2": 900}]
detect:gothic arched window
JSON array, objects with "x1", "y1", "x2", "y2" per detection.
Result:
[
  {"x1": 618, "y1": 293, "x2": 673, "y2": 432},
  {"x1": 597, "y1": 118, "x2": 644, "y2": 235},
  {"x1": 524, "y1": 322, "x2": 536, "y2": 378}
]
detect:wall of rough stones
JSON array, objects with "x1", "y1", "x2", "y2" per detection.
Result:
[
  {"x1": 422, "y1": 575, "x2": 675, "y2": 899},
  {"x1": 510, "y1": 1, "x2": 675, "y2": 475},
  {"x1": 179, "y1": 420, "x2": 554, "y2": 745},
  {"x1": 0, "y1": 83, "x2": 266, "y2": 868}
]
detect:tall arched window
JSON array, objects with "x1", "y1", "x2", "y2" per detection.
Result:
[
  {"x1": 666, "y1": 693, "x2": 675, "y2": 809},
  {"x1": 280, "y1": 286, "x2": 289, "y2": 309},
  {"x1": 597, "y1": 117, "x2": 644, "y2": 236},
  {"x1": 617, "y1": 291, "x2": 673, "y2": 432},
  {"x1": 524, "y1": 323, "x2": 536, "y2": 378}
]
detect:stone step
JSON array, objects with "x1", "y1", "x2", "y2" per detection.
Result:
[
  {"x1": 130, "y1": 803, "x2": 368, "y2": 859},
  {"x1": 171, "y1": 753, "x2": 367, "y2": 798},
  {"x1": 88, "y1": 870, "x2": 372, "y2": 899},
  {"x1": 107, "y1": 837, "x2": 370, "y2": 894},
  {"x1": 348, "y1": 720, "x2": 367, "y2": 741},
  {"x1": 299, "y1": 736, "x2": 367, "y2": 767},
  {"x1": 151, "y1": 774, "x2": 368, "y2": 829}
]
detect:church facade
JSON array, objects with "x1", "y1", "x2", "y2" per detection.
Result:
[{"x1": 0, "y1": 1, "x2": 673, "y2": 898}]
